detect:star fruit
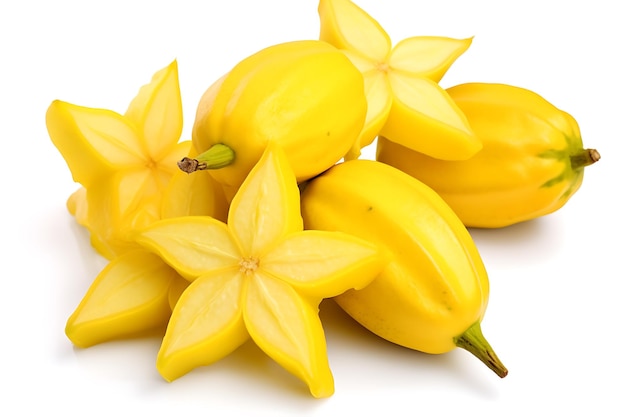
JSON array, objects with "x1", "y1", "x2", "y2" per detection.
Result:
[
  {"x1": 46, "y1": 60, "x2": 209, "y2": 260},
  {"x1": 135, "y1": 143, "x2": 388, "y2": 398},
  {"x1": 65, "y1": 249, "x2": 188, "y2": 348},
  {"x1": 54, "y1": 62, "x2": 226, "y2": 349},
  {"x1": 185, "y1": 40, "x2": 367, "y2": 200},
  {"x1": 318, "y1": 0, "x2": 481, "y2": 160}
]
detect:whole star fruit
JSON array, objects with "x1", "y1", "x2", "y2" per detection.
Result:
[
  {"x1": 135, "y1": 143, "x2": 388, "y2": 398},
  {"x1": 182, "y1": 40, "x2": 367, "y2": 197},
  {"x1": 46, "y1": 60, "x2": 195, "y2": 259},
  {"x1": 377, "y1": 83, "x2": 601, "y2": 228},
  {"x1": 318, "y1": 0, "x2": 480, "y2": 160},
  {"x1": 300, "y1": 159, "x2": 507, "y2": 378}
]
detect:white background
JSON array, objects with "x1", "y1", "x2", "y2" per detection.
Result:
[{"x1": 2, "y1": 0, "x2": 624, "y2": 415}]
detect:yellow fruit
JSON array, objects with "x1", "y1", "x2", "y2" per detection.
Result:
[
  {"x1": 188, "y1": 39, "x2": 367, "y2": 192},
  {"x1": 300, "y1": 159, "x2": 507, "y2": 377},
  {"x1": 46, "y1": 61, "x2": 193, "y2": 259},
  {"x1": 317, "y1": 0, "x2": 479, "y2": 160},
  {"x1": 65, "y1": 250, "x2": 178, "y2": 348},
  {"x1": 377, "y1": 82, "x2": 600, "y2": 228},
  {"x1": 135, "y1": 144, "x2": 387, "y2": 398},
  {"x1": 160, "y1": 165, "x2": 229, "y2": 223}
]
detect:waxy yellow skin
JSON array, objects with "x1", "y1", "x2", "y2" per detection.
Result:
[
  {"x1": 301, "y1": 159, "x2": 490, "y2": 354},
  {"x1": 377, "y1": 83, "x2": 595, "y2": 228},
  {"x1": 192, "y1": 40, "x2": 367, "y2": 191},
  {"x1": 136, "y1": 144, "x2": 387, "y2": 398}
]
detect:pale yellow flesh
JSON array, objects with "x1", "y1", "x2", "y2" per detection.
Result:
[
  {"x1": 65, "y1": 250, "x2": 178, "y2": 348},
  {"x1": 318, "y1": 0, "x2": 479, "y2": 160},
  {"x1": 45, "y1": 61, "x2": 193, "y2": 260},
  {"x1": 135, "y1": 144, "x2": 387, "y2": 398}
]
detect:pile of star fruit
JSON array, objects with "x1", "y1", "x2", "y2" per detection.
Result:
[{"x1": 46, "y1": 0, "x2": 598, "y2": 399}]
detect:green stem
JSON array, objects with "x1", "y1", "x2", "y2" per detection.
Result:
[
  {"x1": 570, "y1": 148, "x2": 601, "y2": 170},
  {"x1": 453, "y1": 321, "x2": 508, "y2": 378},
  {"x1": 177, "y1": 143, "x2": 235, "y2": 173}
]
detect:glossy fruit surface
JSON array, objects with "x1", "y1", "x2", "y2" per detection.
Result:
[
  {"x1": 300, "y1": 159, "x2": 506, "y2": 377},
  {"x1": 377, "y1": 82, "x2": 600, "y2": 228},
  {"x1": 192, "y1": 40, "x2": 367, "y2": 190}
]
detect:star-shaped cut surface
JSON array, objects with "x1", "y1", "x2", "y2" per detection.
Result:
[
  {"x1": 318, "y1": 0, "x2": 481, "y2": 160},
  {"x1": 135, "y1": 144, "x2": 387, "y2": 398},
  {"x1": 46, "y1": 61, "x2": 193, "y2": 259},
  {"x1": 64, "y1": 249, "x2": 186, "y2": 348}
]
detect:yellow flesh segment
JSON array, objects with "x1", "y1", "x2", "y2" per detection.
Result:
[
  {"x1": 64, "y1": 104, "x2": 146, "y2": 166},
  {"x1": 362, "y1": 71, "x2": 392, "y2": 136},
  {"x1": 341, "y1": 49, "x2": 378, "y2": 73},
  {"x1": 46, "y1": 102, "x2": 143, "y2": 187},
  {"x1": 318, "y1": 0, "x2": 390, "y2": 62},
  {"x1": 388, "y1": 72, "x2": 471, "y2": 133},
  {"x1": 244, "y1": 272, "x2": 333, "y2": 398},
  {"x1": 389, "y1": 37, "x2": 472, "y2": 81},
  {"x1": 136, "y1": 218, "x2": 241, "y2": 280},
  {"x1": 344, "y1": 70, "x2": 391, "y2": 159},
  {"x1": 158, "y1": 272, "x2": 248, "y2": 381},
  {"x1": 262, "y1": 230, "x2": 383, "y2": 298},
  {"x1": 65, "y1": 251, "x2": 174, "y2": 347},
  {"x1": 124, "y1": 60, "x2": 182, "y2": 161},
  {"x1": 228, "y1": 145, "x2": 302, "y2": 256},
  {"x1": 114, "y1": 169, "x2": 155, "y2": 218}
]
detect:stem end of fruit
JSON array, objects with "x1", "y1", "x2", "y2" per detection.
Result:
[
  {"x1": 177, "y1": 143, "x2": 235, "y2": 173},
  {"x1": 571, "y1": 148, "x2": 601, "y2": 170},
  {"x1": 178, "y1": 157, "x2": 202, "y2": 173},
  {"x1": 454, "y1": 321, "x2": 508, "y2": 378}
]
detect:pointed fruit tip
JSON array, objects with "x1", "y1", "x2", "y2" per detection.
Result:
[{"x1": 453, "y1": 321, "x2": 508, "y2": 378}]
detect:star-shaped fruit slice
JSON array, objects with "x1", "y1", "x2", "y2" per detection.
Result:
[
  {"x1": 46, "y1": 60, "x2": 194, "y2": 259},
  {"x1": 318, "y1": 0, "x2": 480, "y2": 160},
  {"x1": 135, "y1": 143, "x2": 388, "y2": 398}
]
